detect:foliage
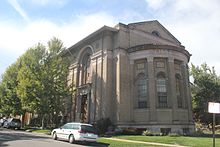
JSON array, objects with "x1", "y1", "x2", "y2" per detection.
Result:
[
  {"x1": 142, "y1": 130, "x2": 153, "y2": 136},
  {"x1": 0, "y1": 37, "x2": 71, "y2": 128},
  {"x1": 0, "y1": 63, "x2": 22, "y2": 116},
  {"x1": 16, "y1": 44, "x2": 46, "y2": 113},
  {"x1": 121, "y1": 128, "x2": 143, "y2": 135},
  {"x1": 168, "y1": 133, "x2": 180, "y2": 137},
  {"x1": 190, "y1": 63, "x2": 220, "y2": 124},
  {"x1": 95, "y1": 118, "x2": 113, "y2": 135}
]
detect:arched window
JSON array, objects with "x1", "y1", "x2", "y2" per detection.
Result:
[
  {"x1": 81, "y1": 54, "x2": 91, "y2": 85},
  {"x1": 136, "y1": 73, "x2": 148, "y2": 108},
  {"x1": 176, "y1": 74, "x2": 183, "y2": 108},
  {"x1": 156, "y1": 72, "x2": 167, "y2": 108},
  {"x1": 152, "y1": 30, "x2": 160, "y2": 37}
]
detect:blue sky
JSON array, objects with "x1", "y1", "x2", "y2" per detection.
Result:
[{"x1": 0, "y1": 0, "x2": 220, "y2": 78}]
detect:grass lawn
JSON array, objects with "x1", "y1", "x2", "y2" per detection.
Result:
[
  {"x1": 98, "y1": 135, "x2": 220, "y2": 147},
  {"x1": 98, "y1": 138, "x2": 162, "y2": 147},
  {"x1": 28, "y1": 128, "x2": 51, "y2": 135}
]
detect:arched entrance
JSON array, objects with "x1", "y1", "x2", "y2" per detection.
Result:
[{"x1": 75, "y1": 46, "x2": 93, "y2": 123}]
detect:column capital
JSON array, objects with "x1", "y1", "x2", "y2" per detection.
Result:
[
  {"x1": 147, "y1": 56, "x2": 154, "y2": 62},
  {"x1": 168, "y1": 57, "x2": 174, "y2": 62},
  {"x1": 130, "y1": 61, "x2": 134, "y2": 64}
]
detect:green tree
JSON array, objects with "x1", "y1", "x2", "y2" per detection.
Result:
[
  {"x1": 190, "y1": 63, "x2": 220, "y2": 124},
  {"x1": 0, "y1": 37, "x2": 70, "y2": 128},
  {"x1": 17, "y1": 44, "x2": 46, "y2": 114},
  {"x1": 0, "y1": 63, "x2": 22, "y2": 116},
  {"x1": 42, "y1": 37, "x2": 70, "y2": 127}
]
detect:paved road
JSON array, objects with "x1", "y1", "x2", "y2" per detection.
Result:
[{"x1": 0, "y1": 128, "x2": 108, "y2": 147}]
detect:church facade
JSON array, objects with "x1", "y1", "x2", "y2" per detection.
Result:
[{"x1": 63, "y1": 20, "x2": 195, "y2": 134}]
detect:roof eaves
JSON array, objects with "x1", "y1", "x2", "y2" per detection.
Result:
[{"x1": 68, "y1": 25, "x2": 118, "y2": 51}]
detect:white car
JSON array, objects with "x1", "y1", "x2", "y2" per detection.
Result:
[{"x1": 51, "y1": 122, "x2": 98, "y2": 143}]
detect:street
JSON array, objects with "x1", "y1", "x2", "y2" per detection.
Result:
[{"x1": 0, "y1": 128, "x2": 108, "y2": 147}]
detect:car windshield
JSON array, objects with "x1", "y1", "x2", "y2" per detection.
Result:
[
  {"x1": 81, "y1": 125, "x2": 97, "y2": 134},
  {"x1": 12, "y1": 119, "x2": 21, "y2": 123}
]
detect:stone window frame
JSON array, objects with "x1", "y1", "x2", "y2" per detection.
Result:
[
  {"x1": 77, "y1": 46, "x2": 93, "y2": 86},
  {"x1": 156, "y1": 72, "x2": 168, "y2": 108},
  {"x1": 135, "y1": 59, "x2": 147, "y2": 71},
  {"x1": 134, "y1": 59, "x2": 148, "y2": 109},
  {"x1": 154, "y1": 58, "x2": 166, "y2": 69},
  {"x1": 174, "y1": 60, "x2": 181, "y2": 71}
]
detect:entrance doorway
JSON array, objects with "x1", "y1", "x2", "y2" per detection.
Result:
[{"x1": 80, "y1": 94, "x2": 88, "y2": 123}]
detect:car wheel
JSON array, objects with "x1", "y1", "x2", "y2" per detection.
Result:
[
  {"x1": 52, "y1": 132, "x2": 57, "y2": 140},
  {"x1": 69, "y1": 134, "x2": 75, "y2": 144}
]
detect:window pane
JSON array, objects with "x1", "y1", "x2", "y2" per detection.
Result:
[
  {"x1": 138, "y1": 101, "x2": 147, "y2": 108},
  {"x1": 138, "y1": 80, "x2": 147, "y2": 97},
  {"x1": 137, "y1": 78, "x2": 147, "y2": 108},
  {"x1": 176, "y1": 78, "x2": 180, "y2": 95},
  {"x1": 177, "y1": 95, "x2": 183, "y2": 108},
  {"x1": 158, "y1": 94, "x2": 167, "y2": 108},
  {"x1": 157, "y1": 79, "x2": 166, "y2": 92}
]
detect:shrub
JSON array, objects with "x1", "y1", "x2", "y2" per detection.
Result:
[
  {"x1": 142, "y1": 130, "x2": 153, "y2": 136},
  {"x1": 95, "y1": 118, "x2": 113, "y2": 135},
  {"x1": 121, "y1": 128, "x2": 143, "y2": 135},
  {"x1": 168, "y1": 133, "x2": 181, "y2": 137}
]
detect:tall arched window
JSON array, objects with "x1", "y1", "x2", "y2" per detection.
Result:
[
  {"x1": 176, "y1": 74, "x2": 183, "y2": 108},
  {"x1": 156, "y1": 72, "x2": 167, "y2": 108},
  {"x1": 136, "y1": 73, "x2": 148, "y2": 108},
  {"x1": 81, "y1": 54, "x2": 91, "y2": 85}
]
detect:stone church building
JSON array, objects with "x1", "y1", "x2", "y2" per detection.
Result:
[{"x1": 63, "y1": 20, "x2": 195, "y2": 134}]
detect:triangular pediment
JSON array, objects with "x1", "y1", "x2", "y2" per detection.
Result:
[{"x1": 128, "y1": 20, "x2": 181, "y2": 45}]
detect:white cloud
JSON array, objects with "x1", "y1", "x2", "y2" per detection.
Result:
[
  {"x1": 29, "y1": 0, "x2": 69, "y2": 7},
  {"x1": 145, "y1": 0, "x2": 220, "y2": 74},
  {"x1": 0, "y1": 12, "x2": 116, "y2": 75},
  {"x1": 145, "y1": 0, "x2": 169, "y2": 10},
  {"x1": 8, "y1": 0, "x2": 30, "y2": 22},
  {"x1": 0, "y1": 12, "x2": 116, "y2": 51}
]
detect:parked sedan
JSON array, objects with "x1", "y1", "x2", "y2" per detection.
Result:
[
  {"x1": 3, "y1": 118, "x2": 21, "y2": 129},
  {"x1": 51, "y1": 122, "x2": 98, "y2": 144},
  {"x1": 0, "y1": 118, "x2": 7, "y2": 127}
]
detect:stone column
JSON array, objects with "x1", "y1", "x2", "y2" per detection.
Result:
[
  {"x1": 72, "y1": 63, "x2": 80, "y2": 121},
  {"x1": 129, "y1": 60, "x2": 134, "y2": 122},
  {"x1": 76, "y1": 95, "x2": 81, "y2": 122},
  {"x1": 182, "y1": 63, "x2": 194, "y2": 122},
  {"x1": 168, "y1": 57, "x2": 178, "y2": 122},
  {"x1": 147, "y1": 57, "x2": 156, "y2": 122},
  {"x1": 87, "y1": 85, "x2": 92, "y2": 124}
]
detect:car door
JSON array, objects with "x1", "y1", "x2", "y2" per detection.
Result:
[
  {"x1": 62, "y1": 124, "x2": 72, "y2": 140},
  {"x1": 56, "y1": 124, "x2": 69, "y2": 139}
]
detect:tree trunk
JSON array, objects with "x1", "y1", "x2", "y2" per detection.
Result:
[{"x1": 41, "y1": 114, "x2": 45, "y2": 129}]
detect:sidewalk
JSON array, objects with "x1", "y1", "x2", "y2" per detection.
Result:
[{"x1": 103, "y1": 137, "x2": 189, "y2": 147}]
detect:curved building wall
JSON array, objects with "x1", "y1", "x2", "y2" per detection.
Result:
[{"x1": 115, "y1": 44, "x2": 194, "y2": 134}]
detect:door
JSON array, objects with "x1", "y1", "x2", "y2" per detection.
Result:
[{"x1": 80, "y1": 95, "x2": 88, "y2": 123}]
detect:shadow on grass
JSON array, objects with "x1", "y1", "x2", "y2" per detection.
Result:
[
  {"x1": 189, "y1": 134, "x2": 220, "y2": 138},
  {"x1": 73, "y1": 141, "x2": 109, "y2": 147}
]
